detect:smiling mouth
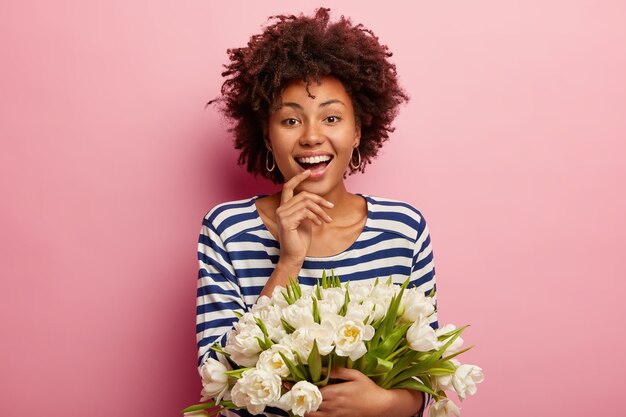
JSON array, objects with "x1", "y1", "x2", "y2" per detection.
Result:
[{"x1": 295, "y1": 155, "x2": 333, "y2": 171}]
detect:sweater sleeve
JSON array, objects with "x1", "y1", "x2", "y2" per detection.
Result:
[
  {"x1": 409, "y1": 210, "x2": 438, "y2": 330},
  {"x1": 196, "y1": 211, "x2": 248, "y2": 370},
  {"x1": 410, "y1": 210, "x2": 439, "y2": 416}
]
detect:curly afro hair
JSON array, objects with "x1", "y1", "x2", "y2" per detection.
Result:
[{"x1": 211, "y1": 7, "x2": 409, "y2": 184}]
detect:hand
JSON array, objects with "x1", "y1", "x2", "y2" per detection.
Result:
[
  {"x1": 275, "y1": 170, "x2": 334, "y2": 266},
  {"x1": 304, "y1": 367, "x2": 392, "y2": 417},
  {"x1": 304, "y1": 367, "x2": 424, "y2": 417}
]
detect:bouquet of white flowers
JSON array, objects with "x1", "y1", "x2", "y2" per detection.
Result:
[{"x1": 183, "y1": 272, "x2": 483, "y2": 417}]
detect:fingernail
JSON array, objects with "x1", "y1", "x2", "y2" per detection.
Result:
[
  {"x1": 303, "y1": 170, "x2": 311, "y2": 175},
  {"x1": 326, "y1": 201, "x2": 334, "y2": 207}
]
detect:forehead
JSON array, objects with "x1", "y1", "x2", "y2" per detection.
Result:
[{"x1": 275, "y1": 76, "x2": 353, "y2": 108}]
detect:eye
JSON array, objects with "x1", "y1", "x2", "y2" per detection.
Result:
[
  {"x1": 282, "y1": 117, "x2": 300, "y2": 127},
  {"x1": 325, "y1": 115, "x2": 341, "y2": 124}
]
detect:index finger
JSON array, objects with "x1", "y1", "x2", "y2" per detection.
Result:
[{"x1": 281, "y1": 170, "x2": 311, "y2": 204}]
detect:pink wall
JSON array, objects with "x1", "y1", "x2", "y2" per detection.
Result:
[{"x1": 1, "y1": 1, "x2": 624, "y2": 416}]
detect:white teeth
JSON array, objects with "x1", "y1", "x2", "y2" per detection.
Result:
[{"x1": 296, "y1": 155, "x2": 332, "y2": 164}]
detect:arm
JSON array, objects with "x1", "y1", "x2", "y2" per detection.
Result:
[
  {"x1": 258, "y1": 170, "x2": 334, "y2": 298},
  {"x1": 196, "y1": 212, "x2": 246, "y2": 369}
]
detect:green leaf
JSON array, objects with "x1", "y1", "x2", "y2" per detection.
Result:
[
  {"x1": 254, "y1": 317, "x2": 269, "y2": 338},
  {"x1": 254, "y1": 317, "x2": 274, "y2": 348},
  {"x1": 427, "y1": 367, "x2": 456, "y2": 376},
  {"x1": 440, "y1": 345, "x2": 475, "y2": 362},
  {"x1": 288, "y1": 276, "x2": 302, "y2": 300},
  {"x1": 209, "y1": 342, "x2": 230, "y2": 358},
  {"x1": 280, "y1": 290, "x2": 292, "y2": 305},
  {"x1": 381, "y1": 278, "x2": 410, "y2": 339},
  {"x1": 390, "y1": 378, "x2": 439, "y2": 397},
  {"x1": 307, "y1": 339, "x2": 322, "y2": 382},
  {"x1": 279, "y1": 351, "x2": 307, "y2": 381},
  {"x1": 436, "y1": 324, "x2": 468, "y2": 341},
  {"x1": 315, "y1": 354, "x2": 333, "y2": 387},
  {"x1": 255, "y1": 336, "x2": 268, "y2": 351},
  {"x1": 233, "y1": 311, "x2": 243, "y2": 319},
  {"x1": 378, "y1": 349, "x2": 419, "y2": 388},
  {"x1": 435, "y1": 326, "x2": 467, "y2": 357},
  {"x1": 281, "y1": 318, "x2": 295, "y2": 334},
  {"x1": 338, "y1": 285, "x2": 351, "y2": 316},
  {"x1": 312, "y1": 297, "x2": 321, "y2": 324},
  {"x1": 387, "y1": 350, "x2": 441, "y2": 386},
  {"x1": 331, "y1": 270, "x2": 340, "y2": 287},
  {"x1": 438, "y1": 359, "x2": 458, "y2": 371},
  {"x1": 224, "y1": 367, "x2": 254, "y2": 378},
  {"x1": 180, "y1": 402, "x2": 216, "y2": 413},
  {"x1": 363, "y1": 357, "x2": 394, "y2": 377},
  {"x1": 370, "y1": 323, "x2": 410, "y2": 359},
  {"x1": 385, "y1": 344, "x2": 409, "y2": 362}
]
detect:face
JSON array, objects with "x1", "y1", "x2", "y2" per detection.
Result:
[{"x1": 266, "y1": 76, "x2": 361, "y2": 196}]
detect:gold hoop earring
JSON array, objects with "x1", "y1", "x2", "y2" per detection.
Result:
[
  {"x1": 350, "y1": 147, "x2": 361, "y2": 169},
  {"x1": 265, "y1": 148, "x2": 276, "y2": 172}
]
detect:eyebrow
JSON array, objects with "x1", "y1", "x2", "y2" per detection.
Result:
[{"x1": 280, "y1": 99, "x2": 346, "y2": 110}]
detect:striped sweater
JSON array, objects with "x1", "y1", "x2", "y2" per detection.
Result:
[{"x1": 196, "y1": 194, "x2": 438, "y2": 416}]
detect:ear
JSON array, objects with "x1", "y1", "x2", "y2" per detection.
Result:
[
  {"x1": 353, "y1": 123, "x2": 361, "y2": 148},
  {"x1": 261, "y1": 121, "x2": 271, "y2": 149}
]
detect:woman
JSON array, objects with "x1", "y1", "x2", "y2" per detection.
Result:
[{"x1": 196, "y1": 8, "x2": 438, "y2": 417}]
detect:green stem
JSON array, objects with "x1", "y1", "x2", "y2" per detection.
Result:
[{"x1": 385, "y1": 345, "x2": 409, "y2": 362}]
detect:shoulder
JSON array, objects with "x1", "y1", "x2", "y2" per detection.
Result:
[
  {"x1": 201, "y1": 196, "x2": 263, "y2": 239},
  {"x1": 362, "y1": 195, "x2": 429, "y2": 242}
]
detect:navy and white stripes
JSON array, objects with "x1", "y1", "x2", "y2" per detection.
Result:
[{"x1": 196, "y1": 194, "x2": 438, "y2": 416}]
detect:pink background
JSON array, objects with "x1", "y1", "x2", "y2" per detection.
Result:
[{"x1": 1, "y1": 1, "x2": 625, "y2": 416}]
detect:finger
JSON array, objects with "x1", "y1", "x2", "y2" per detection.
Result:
[
  {"x1": 281, "y1": 170, "x2": 311, "y2": 204},
  {"x1": 279, "y1": 199, "x2": 333, "y2": 223},
  {"x1": 328, "y1": 366, "x2": 362, "y2": 381},
  {"x1": 283, "y1": 209, "x2": 324, "y2": 228},
  {"x1": 277, "y1": 206, "x2": 323, "y2": 230},
  {"x1": 286, "y1": 191, "x2": 335, "y2": 209}
]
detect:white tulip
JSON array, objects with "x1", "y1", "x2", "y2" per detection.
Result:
[
  {"x1": 368, "y1": 283, "x2": 396, "y2": 312},
  {"x1": 230, "y1": 369, "x2": 282, "y2": 415},
  {"x1": 224, "y1": 313, "x2": 264, "y2": 366},
  {"x1": 333, "y1": 315, "x2": 375, "y2": 361},
  {"x1": 429, "y1": 398, "x2": 461, "y2": 417},
  {"x1": 319, "y1": 287, "x2": 345, "y2": 311},
  {"x1": 346, "y1": 282, "x2": 374, "y2": 303},
  {"x1": 198, "y1": 357, "x2": 229, "y2": 403},
  {"x1": 276, "y1": 381, "x2": 323, "y2": 416},
  {"x1": 399, "y1": 287, "x2": 435, "y2": 323},
  {"x1": 270, "y1": 285, "x2": 290, "y2": 308},
  {"x1": 435, "y1": 359, "x2": 484, "y2": 401},
  {"x1": 436, "y1": 324, "x2": 464, "y2": 355},
  {"x1": 285, "y1": 322, "x2": 335, "y2": 362},
  {"x1": 452, "y1": 364, "x2": 484, "y2": 401},
  {"x1": 256, "y1": 344, "x2": 296, "y2": 377},
  {"x1": 282, "y1": 297, "x2": 315, "y2": 329},
  {"x1": 406, "y1": 316, "x2": 439, "y2": 352},
  {"x1": 251, "y1": 299, "x2": 285, "y2": 342}
]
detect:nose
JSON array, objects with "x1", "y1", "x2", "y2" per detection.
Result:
[{"x1": 299, "y1": 122, "x2": 325, "y2": 146}]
